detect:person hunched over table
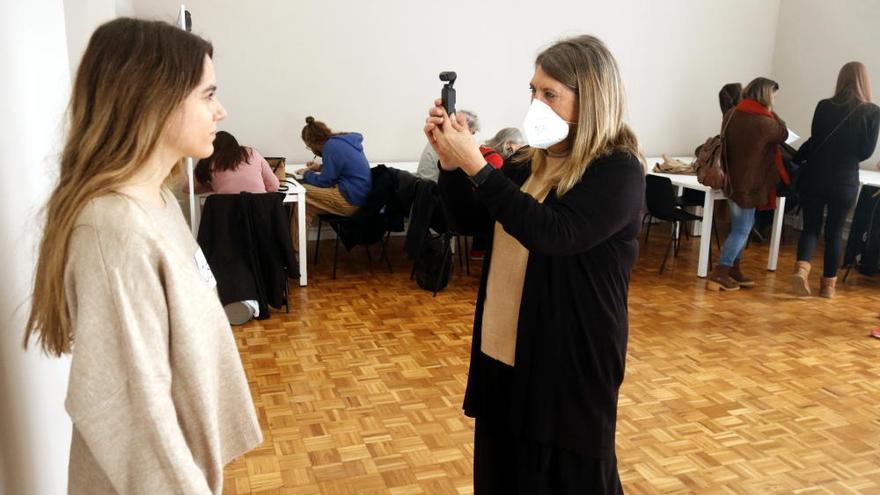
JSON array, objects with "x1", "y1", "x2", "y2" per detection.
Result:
[{"x1": 291, "y1": 116, "x2": 372, "y2": 254}]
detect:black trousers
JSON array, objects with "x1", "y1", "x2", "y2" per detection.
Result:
[
  {"x1": 797, "y1": 185, "x2": 859, "y2": 277},
  {"x1": 473, "y1": 417, "x2": 623, "y2": 495}
]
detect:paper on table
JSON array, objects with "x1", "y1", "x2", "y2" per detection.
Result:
[{"x1": 785, "y1": 128, "x2": 800, "y2": 145}]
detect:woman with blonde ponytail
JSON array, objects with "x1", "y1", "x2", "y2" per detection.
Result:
[
  {"x1": 25, "y1": 18, "x2": 261, "y2": 494},
  {"x1": 426, "y1": 35, "x2": 644, "y2": 493}
]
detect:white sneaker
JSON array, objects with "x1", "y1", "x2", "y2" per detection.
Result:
[{"x1": 223, "y1": 302, "x2": 254, "y2": 325}]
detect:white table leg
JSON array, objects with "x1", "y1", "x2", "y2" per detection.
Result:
[
  {"x1": 193, "y1": 197, "x2": 202, "y2": 238},
  {"x1": 297, "y1": 190, "x2": 308, "y2": 286},
  {"x1": 767, "y1": 196, "x2": 786, "y2": 271},
  {"x1": 698, "y1": 191, "x2": 716, "y2": 278}
]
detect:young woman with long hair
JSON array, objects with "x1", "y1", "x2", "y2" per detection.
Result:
[
  {"x1": 792, "y1": 62, "x2": 880, "y2": 298},
  {"x1": 25, "y1": 18, "x2": 261, "y2": 493}
]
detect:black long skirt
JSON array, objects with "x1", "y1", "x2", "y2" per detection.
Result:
[{"x1": 471, "y1": 353, "x2": 623, "y2": 494}]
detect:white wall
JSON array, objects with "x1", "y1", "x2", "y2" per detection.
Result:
[
  {"x1": 0, "y1": 1, "x2": 73, "y2": 493},
  {"x1": 771, "y1": 0, "x2": 880, "y2": 168},
  {"x1": 62, "y1": 0, "x2": 117, "y2": 72},
  {"x1": 131, "y1": 0, "x2": 780, "y2": 163}
]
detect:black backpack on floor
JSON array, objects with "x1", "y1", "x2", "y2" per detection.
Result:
[
  {"x1": 858, "y1": 193, "x2": 880, "y2": 275},
  {"x1": 413, "y1": 232, "x2": 453, "y2": 293},
  {"x1": 844, "y1": 185, "x2": 880, "y2": 276}
]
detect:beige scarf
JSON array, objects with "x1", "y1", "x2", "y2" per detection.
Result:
[{"x1": 480, "y1": 157, "x2": 560, "y2": 365}]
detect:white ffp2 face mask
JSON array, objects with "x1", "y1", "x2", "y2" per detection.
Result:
[{"x1": 522, "y1": 99, "x2": 571, "y2": 149}]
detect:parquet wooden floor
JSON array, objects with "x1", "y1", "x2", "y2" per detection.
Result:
[{"x1": 223, "y1": 226, "x2": 880, "y2": 494}]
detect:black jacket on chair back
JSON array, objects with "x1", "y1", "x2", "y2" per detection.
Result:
[{"x1": 197, "y1": 192, "x2": 298, "y2": 317}]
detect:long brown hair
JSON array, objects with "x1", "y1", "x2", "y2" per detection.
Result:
[
  {"x1": 194, "y1": 130, "x2": 250, "y2": 184},
  {"x1": 25, "y1": 18, "x2": 213, "y2": 356},
  {"x1": 833, "y1": 61, "x2": 872, "y2": 104},
  {"x1": 301, "y1": 116, "x2": 341, "y2": 150},
  {"x1": 525, "y1": 35, "x2": 643, "y2": 196}
]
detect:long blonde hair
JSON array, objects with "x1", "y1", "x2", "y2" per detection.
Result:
[
  {"x1": 834, "y1": 61, "x2": 872, "y2": 104},
  {"x1": 523, "y1": 35, "x2": 642, "y2": 196},
  {"x1": 25, "y1": 18, "x2": 213, "y2": 356}
]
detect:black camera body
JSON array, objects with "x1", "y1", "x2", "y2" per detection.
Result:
[{"x1": 440, "y1": 71, "x2": 457, "y2": 115}]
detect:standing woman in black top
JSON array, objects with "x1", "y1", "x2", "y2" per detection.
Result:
[
  {"x1": 424, "y1": 35, "x2": 644, "y2": 494},
  {"x1": 792, "y1": 62, "x2": 880, "y2": 298}
]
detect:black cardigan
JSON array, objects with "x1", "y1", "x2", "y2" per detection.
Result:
[
  {"x1": 797, "y1": 98, "x2": 880, "y2": 191},
  {"x1": 439, "y1": 150, "x2": 645, "y2": 458}
]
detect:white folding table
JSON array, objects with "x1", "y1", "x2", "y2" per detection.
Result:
[{"x1": 646, "y1": 158, "x2": 786, "y2": 278}]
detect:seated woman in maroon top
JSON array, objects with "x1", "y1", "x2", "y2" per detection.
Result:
[{"x1": 183, "y1": 130, "x2": 279, "y2": 194}]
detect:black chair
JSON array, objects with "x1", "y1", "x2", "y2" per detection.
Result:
[
  {"x1": 675, "y1": 187, "x2": 723, "y2": 248},
  {"x1": 313, "y1": 213, "x2": 393, "y2": 279},
  {"x1": 644, "y1": 175, "x2": 712, "y2": 274},
  {"x1": 677, "y1": 188, "x2": 706, "y2": 208},
  {"x1": 313, "y1": 166, "x2": 406, "y2": 279},
  {"x1": 842, "y1": 185, "x2": 880, "y2": 282}
]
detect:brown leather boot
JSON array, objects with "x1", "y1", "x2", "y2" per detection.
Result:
[
  {"x1": 790, "y1": 261, "x2": 811, "y2": 297},
  {"x1": 729, "y1": 259, "x2": 755, "y2": 288},
  {"x1": 707, "y1": 265, "x2": 740, "y2": 291},
  {"x1": 819, "y1": 276, "x2": 837, "y2": 298}
]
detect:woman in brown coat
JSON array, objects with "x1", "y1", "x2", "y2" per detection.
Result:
[{"x1": 708, "y1": 77, "x2": 788, "y2": 291}]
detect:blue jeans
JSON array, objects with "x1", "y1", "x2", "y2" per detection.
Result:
[{"x1": 719, "y1": 201, "x2": 756, "y2": 267}]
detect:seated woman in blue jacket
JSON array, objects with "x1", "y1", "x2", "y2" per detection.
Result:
[{"x1": 292, "y1": 116, "x2": 372, "y2": 251}]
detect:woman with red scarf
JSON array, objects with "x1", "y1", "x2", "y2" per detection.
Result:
[{"x1": 708, "y1": 77, "x2": 788, "y2": 291}]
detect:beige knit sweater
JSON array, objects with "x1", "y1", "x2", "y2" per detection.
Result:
[{"x1": 64, "y1": 189, "x2": 262, "y2": 494}]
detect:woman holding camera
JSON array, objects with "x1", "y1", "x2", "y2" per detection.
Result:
[
  {"x1": 25, "y1": 19, "x2": 262, "y2": 493},
  {"x1": 792, "y1": 62, "x2": 880, "y2": 298},
  {"x1": 426, "y1": 35, "x2": 644, "y2": 494}
]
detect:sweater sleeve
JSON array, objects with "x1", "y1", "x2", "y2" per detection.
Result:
[
  {"x1": 303, "y1": 141, "x2": 341, "y2": 187},
  {"x1": 474, "y1": 155, "x2": 645, "y2": 256},
  {"x1": 181, "y1": 177, "x2": 213, "y2": 194},
  {"x1": 65, "y1": 225, "x2": 212, "y2": 495},
  {"x1": 255, "y1": 151, "x2": 280, "y2": 192},
  {"x1": 770, "y1": 113, "x2": 788, "y2": 145}
]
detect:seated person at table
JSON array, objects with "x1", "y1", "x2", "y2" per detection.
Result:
[
  {"x1": 416, "y1": 109, "x2": 480, "y2": 182},
  {"x1": 482, "y1": 127, "x2": 526, "y2": 164},
  {"x1": 293, "y1": 116, "x2": 372, "y2": 251},
  {"x1": 183, "y1": 130, "x2": 279, "y2": 194}
]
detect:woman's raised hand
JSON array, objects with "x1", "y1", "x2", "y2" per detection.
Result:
[{"x1": 424, "y1": 99, "x2": 486, "y2": 175}]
